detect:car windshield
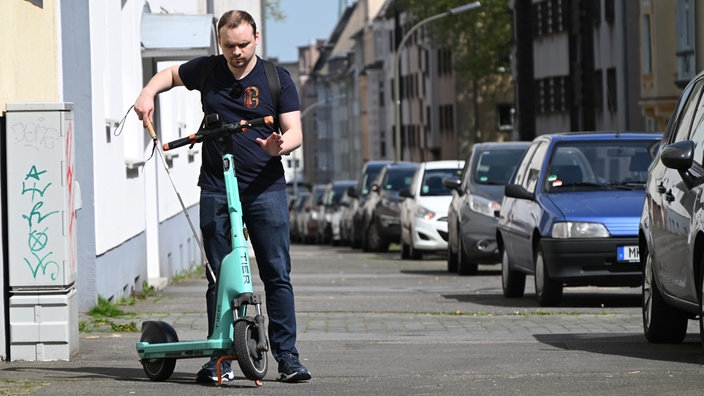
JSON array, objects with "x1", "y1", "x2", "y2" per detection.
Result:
[
  {"x1": 420, "y1": 168, "x2": 462, "y2": 196},
  {"x1": 545, "y1": 139, "x2": 658, "y2": 192},
  {"x1": 327, "y1": 183, "x2": 353, "y2": 205},
  {"x1": 474, "y1": 149, "x2": 527, "y2": 185},
  {"x1": 383, "y1": 168, "x2": 417, "y2": 191}
]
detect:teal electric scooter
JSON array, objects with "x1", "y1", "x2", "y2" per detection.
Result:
[{"x1": 136, "y1": 114, "x2": 274, "y2": 386}]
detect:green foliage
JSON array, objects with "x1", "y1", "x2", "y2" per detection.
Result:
[
  {"x1": 88, "y1": 296, "x2": 126, "y2": 318},
  {"x1": 140, "y1": 280, "x2": 157, "y2": 298},
  {"x1": 405, "y1": 0, "x2": 512, "y2": 82},
  {"x1": 264, "y1": 0, "x2": 285, "y2": 21},
  {"x1": 81, "y1": 296, "x2": 139, "y2": 333}
]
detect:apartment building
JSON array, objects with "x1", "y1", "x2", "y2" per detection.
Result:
[
  {"x1": 512, "y1": 0, "x2": 645, "y2": 139},
  {"x1": 639, "y1": 0, "x2": 704, "y2": 132}
]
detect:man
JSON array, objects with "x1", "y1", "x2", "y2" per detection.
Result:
[{"x1": 134, "y1": 10, "x2": 310, "y2": 383}]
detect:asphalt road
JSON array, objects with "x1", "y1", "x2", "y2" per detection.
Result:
[{"x1": 1, "y1": 243, "x2": 703, "y2": 395}]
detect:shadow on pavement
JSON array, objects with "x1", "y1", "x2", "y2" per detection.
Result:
[
  {"x1": 401, "y1": 269, "x2": 501, "y2": 277},
  {"x1": 534, "y1": 333, "x2": 704, "y2": 365},
  {"x1": 3, "y1": 366, "x2": 267, "y2": 389},
  {"x1": 443, "y1": 291, "x2": 641, "y2": 308}
]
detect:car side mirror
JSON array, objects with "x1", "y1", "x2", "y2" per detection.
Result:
[
  {"x1": 504, "y1": 183, "x2": 534, "y2": 200},
  {"x1": 399, "y1": 188, "x2": 412, "y2": 198},
  {"x1": 661, "y1": 140, "x2": 697, "y2": 189},
  {"x1": 371, "y1": 183, "x2": 379, "y2": 192},
  {"x1": 442, "y1": 176, "x2": 462, "y2": 194}
]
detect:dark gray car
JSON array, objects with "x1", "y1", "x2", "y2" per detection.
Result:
[
  {"x1": 444, "y1": 142, "x2": 530, "y2": 275},
  {"x1": 639, "y1": 70, "x2": 704, "y2": 345},
  {"x1": 361, "y1": 162, "x2": 419, "y2": 252},
  {"x1": 346, "y1": 160, "x2": 392, "y2": 248}
]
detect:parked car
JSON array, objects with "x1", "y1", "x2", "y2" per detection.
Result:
[
  {"x1": 399, "y1": 160, "x2": 464, "y2": 260},
  {"x1": 318, "y1": 179, "x2": 356, "y2": 245},
  {"x1": 640, "y1": 70, "x2": 704, "y2": 345},
  {"x1": 300, "y1": 184, "x2": 327, "y2": 244},
  {"x1": 362, "y1": 162, "x2": 419, "y2": 252},
  {"x1": 444, "y1": 142, "x2": 531, "y2": 274},
  {"x1": 338, "y1": 188, "x2": 355, "y2": 246},
  {"x1": 288, "y1": 191, "x2": 310, "y2": 243},
  {"x1": 347, "y1": 160, "x2": 393, "y2": 248},
  {"x1": 498, "y1": 132, "x2": 662, "y2": 307}
]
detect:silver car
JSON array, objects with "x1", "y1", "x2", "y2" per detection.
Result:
[{"x1": 444, "y1": 142, "x2": 530, "y2": 275}]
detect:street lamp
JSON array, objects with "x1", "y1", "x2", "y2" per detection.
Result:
[{"x1": 393, "y1": 1, "x2": 481, "y2": 162}]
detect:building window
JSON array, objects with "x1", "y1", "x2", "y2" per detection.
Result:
[
  {"x1": 533, "y1": 0, "x2": 565, "y2": 36},
  {"x1": 642, "y1": 14, "x2": 652, "y2": 75},
  {"x1": 606, "y1": 67, "x2": 617, "y2": 112},
  {"x1": 439, "y1": 104, "x2": 454, "y2": 134},
  {"x1": 594, "y1": 70, "x2": 604, "y2": 111},
  {"x1": 438, "y1": 49, "x2": 452, "y2": 75},
  {"x1": 551, "y1": 0, "x2": 564, "y2": 32},
  {"x1": 497, "y1": 104, "x2": 514, "y2": 131},
  {"x1": 676, "y1": 0, "x2": 695, "y2": 85},
  {"x1": 605, "y1": 0, "x2": 615, "y2": 24},
  {"x1": 594, "y1": 0, "x2": 601, "y2": 25}
]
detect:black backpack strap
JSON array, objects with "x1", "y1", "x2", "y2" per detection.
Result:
[
  {"x1": 261, "y1": 59, "x2": 282, "y2": 131},
  {"x1": 261, "y1": 59, "x2": 281, "y2": 115}
]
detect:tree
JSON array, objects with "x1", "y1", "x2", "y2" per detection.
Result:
[
  {"x1": 406, "y1": 0, "x2": 514, "y2": 146},
  {"x1": 406, "y1": 0, "x2": 512, "y2": 82},
  {"x1": 264, "y1": 0, "x2": 285, "y2": 21}
]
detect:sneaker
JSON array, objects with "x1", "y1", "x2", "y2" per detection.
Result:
[
  {"x1": 277, "y1": 353, "x2": 312, "y2": 383},
  {"x1": 195, "y1": 357, "x2": 235, "y2": 384}
]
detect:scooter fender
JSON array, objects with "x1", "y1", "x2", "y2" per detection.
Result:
[{"x1": 140, "y1": 321, "x2": 179, "y2": 344}]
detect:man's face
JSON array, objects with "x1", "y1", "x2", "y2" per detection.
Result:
[{"x1": 218, "y1": 24, "x2": 259, "y2": 70}]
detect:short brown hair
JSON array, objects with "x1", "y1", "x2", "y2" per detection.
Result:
[{"x1": 217, "y1": 10, "x2": 257, "y2": 35}]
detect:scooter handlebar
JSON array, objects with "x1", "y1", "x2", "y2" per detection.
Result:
[{"x1": 162, "y1": 116, "x2": 274, "y2": 151}]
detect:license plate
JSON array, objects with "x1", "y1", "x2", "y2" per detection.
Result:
[{"x1": 617, "y1": 245, "x2": 639, "y2": 262}]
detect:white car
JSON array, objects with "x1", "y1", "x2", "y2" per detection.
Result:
[{"x1": 399, "y1": 160, "x2": 465, "y2": 259}]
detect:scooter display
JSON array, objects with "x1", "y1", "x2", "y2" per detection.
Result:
[{"x1": 135, "y1": 114, "x2": 274, "y2": 386}]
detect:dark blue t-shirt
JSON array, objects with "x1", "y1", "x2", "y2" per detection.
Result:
[{"x1": 179, "y1": 56, "x2": 300, "y2": 195}]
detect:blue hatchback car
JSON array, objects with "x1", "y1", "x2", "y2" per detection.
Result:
[{"x1": 497, "y1": 132, "x2": 662, "y2": 306}]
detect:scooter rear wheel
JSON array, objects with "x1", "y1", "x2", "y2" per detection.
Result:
[
  {"x1": 140, "y1": 321, "x2": 177, "y2": 381},
  {"x1": 234, "y1": 319, "x2": 268, "y2": 380}
]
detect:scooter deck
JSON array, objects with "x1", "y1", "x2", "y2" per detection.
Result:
[{"x1": 137, "y1": 339, "x2": 233, "y2": 360}]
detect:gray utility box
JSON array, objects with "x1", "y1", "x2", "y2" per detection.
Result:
[{"x1": 4, "y1": 103, "x2": 79, "y2": 361}]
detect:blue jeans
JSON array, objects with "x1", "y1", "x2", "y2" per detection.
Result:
[{"x1": 200, "y1": 189, "x2": 298, "y2": 362}]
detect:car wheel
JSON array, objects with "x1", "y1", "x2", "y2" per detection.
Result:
[
  {"x1": 350, "y1": 221, "x2": 361, "y2": 249},
  {"x1": 457, "y1": 237, "x2": 478, "y2": 276},
  {"x1": 642, "y1": 250, "x2": 688, "y2": 343},
  {"x1": 700, "y1": 265, "x2": 704, "y2": 349},
  {"x1": 447, "y1": 231, "x2": 458, "y2": 273},
  {"x1": 409, "y1": 242, "x2": 422, "y2": 260},
  {"x1": 365, "y1": 218, "x2": 388, "y2": 252},
  {"x1": 501, "y1": 249, "x2": 525, "y2": 298},
  {"x1": 401, "y1": 240, "x2": 410, "y2": 259},
  {"x1": 534, "y1": 245, "x2": 563, "y2": 307}
]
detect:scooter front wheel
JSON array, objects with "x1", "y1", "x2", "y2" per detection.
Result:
[
  {"x1": 140, "y1": 321, "x2": 178, "y2": 381},
  {"x1": 234, "y1": 319, "x2": 268, "y2": 380}
]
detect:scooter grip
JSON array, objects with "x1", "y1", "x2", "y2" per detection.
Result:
[
  {"x1": 162, "y1": 134, "x2": 196, "y2": 151},
  {"x1": 244, "y1": 116, "x2": 274, "y2": 128}
]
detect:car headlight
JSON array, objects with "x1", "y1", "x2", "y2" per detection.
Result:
[
  {"x1": 552, "y1": 222, "x2": 610, "y2": 238},
  {"x1": 468, "y1": 194, "x2": 501, "y2": 218},
  {"x1": 414, "y1": 205, "x2": 436, "y2": 220}
]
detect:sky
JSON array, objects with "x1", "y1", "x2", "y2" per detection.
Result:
[{"x1": 265, "y1": 0, "x2": 342, "y2": 62}]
